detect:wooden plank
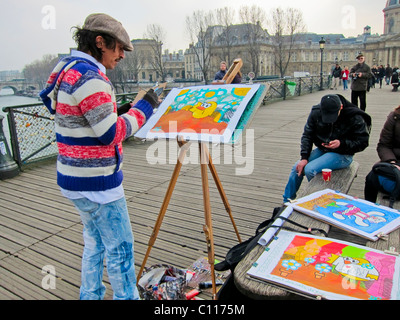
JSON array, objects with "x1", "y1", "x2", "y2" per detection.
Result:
[
  {"x1": 0, "y1": 263, "x2": 57, "y2": 300},
  {"x1": 0, "y1": 236, "x2": 25, "y2": 256},
  {"x1": 0, "y1": 286, "x2": 22, "y2": 300},
  {"x1": 299, "y1": 162, "x2": 360, "y2": 196}
]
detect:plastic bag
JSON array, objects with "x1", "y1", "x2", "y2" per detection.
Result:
[{"x1": 138, "y1": 264, "x2": 187, "y2": 300}]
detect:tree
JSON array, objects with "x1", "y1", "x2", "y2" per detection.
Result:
[
  {"x1": 215, "y1": 7, "x2": 236, "y2": 65},
  {"x1": 239, "y1": 5, "x2": 268, "y2": 78},
  {"x1": 23, "y1": 54, "x2": 58, "y2": 89},
  {"x1": 185, "y1": 10, "x2": 215, "y2": 83},
  {"x1": 269, "y1": 7, "x2": 306, "y2": 78},
  {"x1": 124, "y1": 49, "x2": 147, "y2": 83},
  {"x1": 144, "y1": 24, "x2": 167, "y2": 82}
]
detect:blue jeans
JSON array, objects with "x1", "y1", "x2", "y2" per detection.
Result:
[
  {"x1": 283, "y1": 148, "x2": 353, "y2": 202},
  {"x1": 343, "y1": 79, "x2": 348, "y2": 90},
  {"x1": 379, "y1": 176, "x2": 396, "y2": 193},
  {"x1": 71, "y1": 197, "x2": 140, "y2": 300}
]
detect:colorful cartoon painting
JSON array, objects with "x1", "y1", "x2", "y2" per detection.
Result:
[
  {"x1": 134, "y1": 84, "x2": 260, "y2": 143},
  {"x1": 287, "y1": 189, "x2": 400, "y2": 241},
  {"x1": 247, "y1": 231, "x2": 400, "y2": 300}
]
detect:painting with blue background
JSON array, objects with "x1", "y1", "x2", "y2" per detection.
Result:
[{"x1": 316, "y1": 198, "x2": 400, "y2": 234}]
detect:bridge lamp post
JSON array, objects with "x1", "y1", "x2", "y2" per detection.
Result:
[{"x1": 319, "y1": 37, "x2": 326, "y2": 91}]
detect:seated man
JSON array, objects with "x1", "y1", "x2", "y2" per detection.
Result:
[{"x1": 283, "y1": 94, "x2": 371, "y2": 203}]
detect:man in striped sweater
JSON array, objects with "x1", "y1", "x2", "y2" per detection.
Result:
[{"x1": 43, "y1": 13, "x2": 159, "y2": 300}]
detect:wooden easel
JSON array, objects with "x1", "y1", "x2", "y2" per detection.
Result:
[
  {"x1": 212, "y1": 58, "x2": 243, "y2": 85},
  {"x1": 137, "y1": 60, "x2": 244, "y2": 300}
]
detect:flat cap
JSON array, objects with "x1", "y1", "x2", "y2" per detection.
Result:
[
  {"x1": 356, "y1": 52, "x2": 364, "y2": 59},
  {"x1": 83, "y1": 13, "x2": 133, "y2": 51}
]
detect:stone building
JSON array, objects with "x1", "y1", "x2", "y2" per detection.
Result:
[
  {"x1": 185, "y1": 1, "x2": 400, "y2": 81},
  {"x1": 119, "y1": 2, "x2": 400, "y2": 83}
]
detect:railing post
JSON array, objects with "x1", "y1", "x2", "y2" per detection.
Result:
[
  {"x1": 282, "y1": 80, "x2": 287, "y2": 100},
  {"x1": 4, "y1": 107, "x2": 23, "y2": 168},
  {"x1": 298, "y1": 78, "x2": 302, "y2": 96},
  {"x1": 310, "y1": 77, "x2": 313, "y2": 93},
  {"x1": 0, "y1": 115, "x2": 19, "y2": 179}
]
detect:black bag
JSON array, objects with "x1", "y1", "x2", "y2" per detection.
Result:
[
  {"x1": 214, "y1": 206, "x2": 328, "y2": 300},
  {"x1": 365, "y1": 162, "x2": 400, "y2": 208}
]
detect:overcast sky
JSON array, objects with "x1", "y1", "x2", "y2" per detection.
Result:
[{"x1": 0, "y1": 0, "x2": 387, "y2": 71}]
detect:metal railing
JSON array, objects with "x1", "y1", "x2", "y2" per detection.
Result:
[{"x1": 1, "y1": 75, "x2": 329, "y2": 169}]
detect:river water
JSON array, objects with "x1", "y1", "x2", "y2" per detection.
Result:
[{"x1": 0, "y1": 88, "x2": 40, "y2": 147}]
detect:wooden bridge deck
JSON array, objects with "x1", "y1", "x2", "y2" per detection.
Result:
[{"x1": 0, "y1": 85, "x2": 397, "y2": 300}]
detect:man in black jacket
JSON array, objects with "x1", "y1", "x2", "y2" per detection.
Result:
[
  {"x1": 331, "y1": 63, "x2": 342, "y2": 90},
  {"x1": 283, "y1": 94, "x2": 371, "y2": 203},
  {"x1": 350, "y1": 53, "x2": 372, "y2": 111}
]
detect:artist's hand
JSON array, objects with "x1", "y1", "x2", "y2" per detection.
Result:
[
  {"x1": 143, "y1": 89, "x2": 161, "y2": 109},
  {"x1": 296, "y1": 159, "x2": 308, "y2": 177},
  {"x1": 322, "y1": 140, "x2": 340, "y2": 149},
  {"x1": 117, "y1": 102, "x2": 132, "y2": 116}
]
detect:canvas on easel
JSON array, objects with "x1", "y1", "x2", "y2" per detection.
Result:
[
  {"x1": 134, "y1": 84, "x2": 260, "y2": 144},
  {"x1": 135, "y1": 60, "x2": 266, "y2": 300},
  {"x1": 247, "y1": 230, "x2": 400, "y2": 300},
  {"x1": 286, "y1": 189, "x2": 400, "y2": 241}
]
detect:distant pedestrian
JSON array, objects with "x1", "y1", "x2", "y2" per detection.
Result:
[
  {"x1": 391, "y1": 68, "x2": 399, "y2": 92},
  {"x1": 378, "y1": 65, "x2": 385, "y2": 89},
  {"x1": 350, "y1": 53, "x2": 372, "y2": 111},
  {"x1": 331, "y1": 63, "x2": 342, "y2": 90},
  {"x1": 214, "y1": 61, "x2": 242, "y2": 84},
  {"x1": 371, "y1": 65, "x2": 378, "y2": 88},
  {"x1": 341, "y1": 66, "x2": 350, "y2": 90},
  {"x1": 386, "y1": 64, "x2": 393, "y2": 85}
]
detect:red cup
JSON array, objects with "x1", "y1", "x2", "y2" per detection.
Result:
[{"x1": 322, "y1": 169, "x2": 332, "y2": 182}]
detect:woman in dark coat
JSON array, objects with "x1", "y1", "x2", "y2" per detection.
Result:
[{"x1": 364, "y1": 106, "x2": 400, "y2": 203}]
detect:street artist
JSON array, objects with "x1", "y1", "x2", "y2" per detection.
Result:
[{"x1": 42, "y1": 13, "x2": 160, "y2": 299}]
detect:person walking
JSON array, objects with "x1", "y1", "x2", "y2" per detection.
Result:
[
  {"x1": 386, "y1": 64, "x2": 393, "y2": 85},
  {"x1": 341, "y1": 66, "x2": 350, "y2": 90},
  {"x1": 378, "y1": 65, "x2": 385, "y2": 89},
  {"x1": 350, "y1": 53, "x2": 372, "y2": 111},
  {"x1": 391, "y1": 68, "x2": 399, "y2": 92},
  {"x1": 330, "y1": 63, "x2": 342, "y2": 90}
]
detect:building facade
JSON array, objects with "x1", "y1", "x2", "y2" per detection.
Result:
[
  {"x1": 105, "y1": 2, "x2": 400, "y2": 84},
  {"x1": 185, "y1": 1, "x2": 400, "y2": 81}
]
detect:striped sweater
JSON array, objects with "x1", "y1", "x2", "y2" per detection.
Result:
[{"x1": 45, "y1": 56, "x2": 153, "y2": 192}]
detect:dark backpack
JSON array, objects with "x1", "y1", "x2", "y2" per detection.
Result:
[{"x1": 370, "y1": 162, "x2": 400, "y2": 208}]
